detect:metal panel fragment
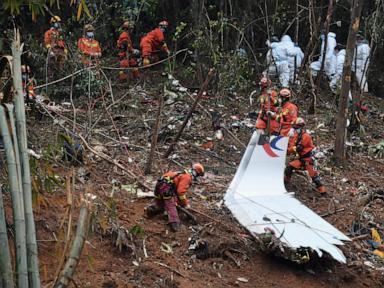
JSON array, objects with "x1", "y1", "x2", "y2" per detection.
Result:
[{"x1": 225, "y1": 132, "x2": 350, "y2": 263}]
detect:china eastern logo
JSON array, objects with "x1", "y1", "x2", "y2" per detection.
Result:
[{"x1": 262, "y1": 136, "x2": 284, "y2": 157}]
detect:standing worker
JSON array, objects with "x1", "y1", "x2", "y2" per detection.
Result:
[
  {"x1": 145, "y1": 163, "x2": 205, "y2": 231},
  {"x1": 353, "y1": 34, "x2": 370, "y2": 92},
  {"x1": 117, "y1": 21, "x2": 140, "y2": 80},
  {"x1": 284, "y1": 118, "x2": 327, "y2": 194},
  {"x1": 267, "y1": 88, "x2": 298, "y2": 136},
  {"x1": 267, "y1": 35, "x2": 296, "y2": 87},
  {"x1": 21, "y1": 65, "x2": 36, "y2": 100},
  {"x1": 140, "y1": 20, "x2": 171, "y2": 66},
  {"x1": 77, "y1": 24, "x2": 102, "y2": 66},
  {"x1": 44, "y1": 15, "x2": 68, "y2": 68},
  {"x1": 254, "y1": 77, "x2": 279, "y2": 135},
  {"x1": 330, "y1": 45, "x2": 346, "y2": 92},
  {"x1": 310, "y1": 32, "x2": 337, "y2": 78}
]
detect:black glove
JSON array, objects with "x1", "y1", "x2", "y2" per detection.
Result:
[{"x1": 296, "y1": 144, "x2": 304, "y2": 153}]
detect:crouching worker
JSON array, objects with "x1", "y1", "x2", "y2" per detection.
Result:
[
  {"x1": 145, "y1": 163, "x2": 205, "y2": 231},
  {"x1": 284, "y1": 118, "x2": 326, "y2": 194}
]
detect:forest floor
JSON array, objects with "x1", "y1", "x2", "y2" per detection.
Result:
[{"x1": 3, "y1": 68, "x2": 384, "y2": 287}]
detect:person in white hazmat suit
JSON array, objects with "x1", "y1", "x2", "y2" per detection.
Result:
[
  {"x1": 353, "y1": 34, "x2": 370, "y2": 92},
  {"x1": 330, "y1": 45, "x2": 345, "y2": 92},
  {"x1": 310, "y1": 32, "x2": 337, "y2": 78},
  {"x1": 330, "y1": 45, "x2": 352, "y2": 101},
  {"x1": 289, "y1": 43, "x2": 304, "y2": 83},
  {"x1": 266, "y1": 35, "x2": 295, "y2": 87}
]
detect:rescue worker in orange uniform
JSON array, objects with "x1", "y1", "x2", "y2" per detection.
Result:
[
  {"x1": 77, "y1": 24, "x2": 102, "y2": 66},
  {"x1": 140, "y1": 20, "x2": 171, "y2": 66},
  {"x1": 145, "y1": 163, "x2": 205, "y2": 231},
  {"x1": 267, "y1": 88, "x2": 298, "y2": 136},
  {"x1": 44, "y1": 16, "x2": 68, "y2": 68},
  {"x1": 255, "y1": 77, "x2": 279, "y2": 135},
  {"x1": 117, "y1": 21, "x2": 140, "y2": 80},
  {"x1": 21, "y1": 65, "x2": 36, "y2": 100},
  {"x1": 284, "y1": 118, "x2": 327, "y2": 194}
]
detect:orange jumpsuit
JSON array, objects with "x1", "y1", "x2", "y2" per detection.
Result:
[
  {"x1": 149, "y1": 171, "x2": 192, "y2": 224},
  {"x1": 44, "y1": 28, "x2": 66, "y2": 49},
  {"x1": 77, "y1": 37, "x2": 102, "y2": 65},
  {"x1": 117, "y1": 31, "x2": 138, "y2": 79},
  {"x1": 22, "y1": 79, "x2": 36, "y2": 100},
  {"x1": 44, "y1": 28, "x2": 67, "y2": 66},
  {"x1": 255, "y1": 89, "x2": 279, "y2": 134},
  {"x1": 285, "y1": 130, "x2": 326, "y2": 193},
  {"x1": 140, "y1": 28, "x2": 169, "y2": 65},
  {"x1": 277, "y1": 101, "x2": 298, "y2": 136}
]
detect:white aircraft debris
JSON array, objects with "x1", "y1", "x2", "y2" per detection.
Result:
[{"x1": 225, "y1": 132, "x2": 350, "y2": 263}]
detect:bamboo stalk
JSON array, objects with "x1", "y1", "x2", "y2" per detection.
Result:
[
  {"x1": 11, "y1": 31, "x2": 41, "y2": 287},
  {"x1": 0, "y1": 185, "x2": 14, "y2": 288},
  {"x1": 54, "y1": 200, "x2": 90, "y2": 288},
  {"x1": 0, "y1": 106, "x2": 28, "y2": 287}
]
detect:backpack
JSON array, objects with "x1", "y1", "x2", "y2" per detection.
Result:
[{"x1": 155, "y1": 171, "x2": 185, "y2": 198}]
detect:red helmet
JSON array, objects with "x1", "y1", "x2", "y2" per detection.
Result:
[
  {"x1": 260, "y1": 77, "x2": 271, "y2": 88},
  {"x1": 122, "y1": 21, "x2": 134, "y2": 29},
  {"x1": 279, "y1": 88, "x2": 291, "y2": 98},
  {"x1": 192, "y1": 163, "x2": 205, "y2": 177},
  {"x1": 159, "y1": 20, "x2": 169, "y2": 28},
  {"x1": 293, "y1": 117, "x2": 306, "y2": 128}
]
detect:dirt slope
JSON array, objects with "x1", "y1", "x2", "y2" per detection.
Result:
[{"x1": 8, "y1": 71, "x2": 384, "y2": 287}]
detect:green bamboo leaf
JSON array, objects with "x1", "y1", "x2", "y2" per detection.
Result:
[
  {"x1": 82, "y1": 0, "x2": 92, "y2": 19},
  {"x1": 77, "y1": 0, "x2": 83, "y2": 21}
]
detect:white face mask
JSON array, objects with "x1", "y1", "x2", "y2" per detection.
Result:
[{"x1": 86, "y1": 32, "x2": 94, "y2": 39}]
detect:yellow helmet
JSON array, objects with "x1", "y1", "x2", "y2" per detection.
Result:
[
  {"x1": 122, "y1": 21, "x2": 134, "y2": 29},
  {"x1": 84, "y1": 24, "x2": 95, "y2": 32},
  {"x1": 50, "y1": 15, "x2": 61, "y2": 23}
]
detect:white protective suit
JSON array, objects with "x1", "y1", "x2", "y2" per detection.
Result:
[
  {"x1": 330, "y1": 49, "x2": 345, "y2": 92},
  {"x1": 353, "y1": 40, "x2": 370, "y2": 92},
  {"x1": 310, "y1": 32, "x2": 337, "y2": 77},
  {"x1": 269, "y1": 35, "x2": 296, "y2": 87},
  {"x1": 289, "y1": 44, "x2": 304, "y2": 82}
]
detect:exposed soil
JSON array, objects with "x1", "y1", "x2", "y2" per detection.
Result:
[{"x1": 3, "y1": 70, "x2": 384, "y2": 287}]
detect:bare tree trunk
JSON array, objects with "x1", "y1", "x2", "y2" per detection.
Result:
[
  {"x1": 0, "y1": 186, "x2": 14, "y2": 288},
  {"x1": 11, "y1": 31, "x2": 40, "y2": 287},
  {"x1": 334, "y1": 0, "x2": 363, "y2": 164},
  {"x1": 54, "y1": 200, "x2": 90, "y2": 288},
  {"x1": 144, "y1": 92, "x2": 164, "y2": 174},
  {"x1": 309, "y1": 0, "x2": 334, "y2": 114},
  {"x1": 163, "y1": 68, "x2": 215, "y2": 158},
  {"x1": 0, "y1": 106, "x2": 28, "y2": 288}
]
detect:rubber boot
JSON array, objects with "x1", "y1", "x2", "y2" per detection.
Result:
[
  {"x1": 169, "y1": 222, "x2": 181, "y2": 232},
  {"x1": 312, "y1": 176, "x2": 327, "y2": 194},
  {"x1": 284, "y1": 166, "x2": 293, "y2": 184},
  {"x1": 144, "y1": 205, "x2": 158, "y2": 218},
  {"x1": 119, "y1": 71, "x2": 128, "y2": 81},
  {"x1": 132, "y1": 68, "x2": 139, "y2": 78}
]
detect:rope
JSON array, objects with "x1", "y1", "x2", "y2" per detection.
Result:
[
  {"x1": 34, "y1": 49, "x2": 189, "y2": 89},
  {"x1": 100, "y1": 48, "x2": 188, "y2": 70}
]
